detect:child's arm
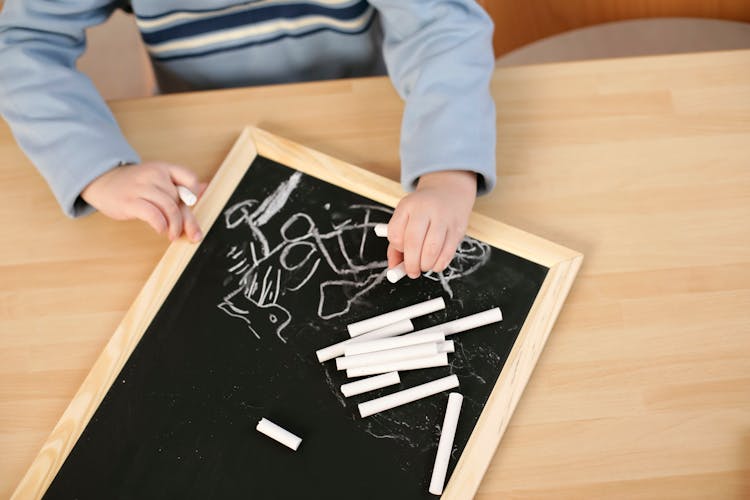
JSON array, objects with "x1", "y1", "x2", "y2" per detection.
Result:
[
  {"x1": 0, "y1": 1, "x2": 202, "y2": 241},
  {"x1": 370, "y1": 0, "x2": 496, "y2": 277}
]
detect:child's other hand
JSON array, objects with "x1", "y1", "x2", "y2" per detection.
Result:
[
  {"x1": 81, "y1": 162, "x2": 207, "y2": 242},
  {"x1": 386, "y1": 170, "x2": 477, "y2": 278}
]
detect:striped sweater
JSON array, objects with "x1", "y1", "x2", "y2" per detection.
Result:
[{"x1": 0, "y1": 1, "x2": 496, "y2": 217}]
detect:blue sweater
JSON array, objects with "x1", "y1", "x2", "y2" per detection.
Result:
[{"x1": 0, "y1": 0, "x2": 496, "y2": 217}]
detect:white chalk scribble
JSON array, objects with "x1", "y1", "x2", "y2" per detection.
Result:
[{"x1": 218, "y1": 173, "x2": 490, "y2": 342}]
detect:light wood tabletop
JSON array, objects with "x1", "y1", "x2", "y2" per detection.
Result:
[{"x1": 1, "y1": 49, "x2": 749, "y2": 498}]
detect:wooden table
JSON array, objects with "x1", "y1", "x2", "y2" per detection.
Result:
[{"x1": 1, "y1": 49, "x2": 749, "y2": 499}]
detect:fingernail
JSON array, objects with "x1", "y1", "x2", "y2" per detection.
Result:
[{"x1": 193, "y1": 230, "x2": 203, "y2": 242}]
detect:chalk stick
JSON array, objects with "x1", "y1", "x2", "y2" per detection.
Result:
[
  {"x1": 336, "y1": 342, "x2": 439, "y2": 371},
  {"x1": 177, "y1": 185, "x2": 197, "y2": 207},
  {"x1": 344, "y1": 331, "x2": 445, "y2": 356},
  {"x1": 347, "y1": 297, "x2": 446, "y2": 337},
  {"x1": 386, "y1": 262, "x2": 407, "y2": 283},
  {"x1": 358, "y1": 374, "x2": 459, "y2": 418},
  {"x1": 346, "y1": 353, "x2": 448, "y2": 378},
  {"x1": 438, "y1": 340, "x2": 455, "y2": 354},
  {"x1": 373, "y1": 223, "x2": 388, "y2": 237},
  {"x1": 429, "y1": 393, "x2": 463, "y2": 495},
  {"x1": 340, "y1": 371, "x2": 400, "y2": 398},
  {"x1": 256, "y1": 418, "x2": 302, "y2": 451},
  {"x1": 315, "y1": 319, "x2": 414, "y2": 363},
  {"x1": 409, "y1": 307, "x2": 503, "y2": 339}
]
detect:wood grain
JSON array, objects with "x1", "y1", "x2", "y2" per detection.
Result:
[
  {"x1": 1, "y1": 50, "x2": 749, "y2": 498},
  {"x1": 478, "y1": 0, "x2": 750, "y2": 56},
  {"x1": 9, "y1": 127, "x2": 580, "y2": 499},
  {"x1": 9, "y1": 128, "x2": 258, "y2": 499}
]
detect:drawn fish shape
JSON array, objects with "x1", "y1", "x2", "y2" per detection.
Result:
[
  {"x1": 219, "y1": 213, "x2": 324, "y2": 342},
  {"x1": 218, "y1": 286, "x2": 291, "y2": 343}
]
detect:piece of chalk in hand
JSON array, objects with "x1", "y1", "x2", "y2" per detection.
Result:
[
  {"x1": 177, "y1": 186, "x2": 197, "y2": 206},
  {"x1": 256, "y1": 418, "x2": 302, "y2": 451},
  {"x1": 374, "y1": 223, "x2": 388, "y2": 237},
  {"x1": 386, "y1": 262, "x2": 407, "y2": 283}
]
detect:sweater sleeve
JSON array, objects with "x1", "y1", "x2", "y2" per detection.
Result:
[
  {"x1": 0, "y1": 0, "x2": 141, "y2": 217},
  {"x1": 369, "y1": 0, "x2": 496, "y2": 194}
]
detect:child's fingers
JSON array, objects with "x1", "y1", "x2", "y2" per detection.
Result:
[
  {"x1": 387, "y1": 243, "x2": 403, "y2": 269},
  {"x1": 153, "y1": 180, "x2": 180, "y2": 203},
  {"x1": 403, "y1": 215, "x2": 429, "y2": 279},
  {"x1": 420, "y1": 223, "x2": 447, "y2": 272},
  {"x1": 387, "y1": 206, "x2": 409, "y2": 252},
  {"x1": 130, "y1": 198, "x2": 168, "y2": 235},
  {"x1": 142, "y1": 188, "x2": 183, "y2": 241},
  {"x1": 433, "y1": 229, "x2": 464, "y2": 272},
  {"x1": 166, "y1": 164, "x2": 202, "y2": 194},
  {"x1": 180, "y1": 204, "x2": 203, "y2": 243}
]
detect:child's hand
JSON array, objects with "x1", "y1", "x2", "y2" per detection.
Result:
[
  {"x1": 386, "y1": 170, "x2": 477, "y2": 278},
  {"x1": 81, "y1": 162, "x2": 207, "y2": 242}
]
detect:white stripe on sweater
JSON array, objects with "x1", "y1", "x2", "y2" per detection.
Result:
[{"x1": 144, "y1": 7, "x2": 374, "y2": 56}]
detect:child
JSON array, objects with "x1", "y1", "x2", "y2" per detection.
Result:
[{"x1": 0, "y1": 0, "x2": 496, "y2": 279}]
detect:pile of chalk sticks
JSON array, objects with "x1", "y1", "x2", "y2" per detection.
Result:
[{"x1": 255, "y1": 224, "x2": 503, "y2": 496}]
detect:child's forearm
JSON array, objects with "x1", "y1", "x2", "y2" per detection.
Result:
[
  {"x1": 371, "y1": 0, "x2": 497, "y2": 197},
  {"x1": 0, "y1": 1, "x2": 139, "y2": 218},
  {"x1": 417, "y1": 170, "x2": 477, "y2": 194}
]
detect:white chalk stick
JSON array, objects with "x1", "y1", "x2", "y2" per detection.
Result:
[
  {"x1": 346, "y1": 353, "x2": 448, "y2": 378},
  {"x1": 256, "y1": 418, "x2": 302, "y2": 451},
  {"x1": 340, "y1": 371, "x2": 400, "y2": 397},
  {"x1": 177, "y1": 185, "x2": 197, "y2": 207},
  {"x1": 373, "y1": 223, "x2": 388, "y2": 237},
  {"x1": 386, "y1": 262, "x2": 407, "y2": 283},
  {"x1": 347, "y1": 297, "x2": 446, "y2": 337},
  {"x1": 438, "y1": 340, "x2": 455, "y2": 354},
  {"x1": 429, "y1": 393, "x2": 464, "y2": 495},
  {"x1": 409, "y1": 307, "x2": 503, "y2": 339},
  {"x1": 358, "y1": 374, "x2": 459, "y2": 418},
  {"x1": 315, "y1": 319, "x2": 414, "y2": 363},
  {"x1": 344, "y1": 331, "x2": 445, "y2": 356},
  {"x1": 336, "y1": 342, "x2": 439, "y2": 371}
]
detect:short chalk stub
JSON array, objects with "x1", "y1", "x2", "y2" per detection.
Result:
[
  {"x1": 176, "y1": 185, "x2": 197, "y2": 207},
  {"x1": 347, "y1": 297, "x2": 446, "y2": 338},
  {"x1": 358, "y1": 374, "x2": 459, "y2": 418},
  {"x1": 386, "y1": 262, "x2": 407, "y2": 283},
  {"x1": 315, "y1": 319, "x2": 414, "y2": 363},
  {"x1": 429, "y1": 392, "x2": 464, "y2": 495},
  {"x1": 346, "y1": 353, "x2": 448, "y2": 378},
  {"x1": 256, "y1": 418, "x2": 302, "y2": 451},
  {"x1": 373, "y1": 223, "x2": 388, "y2": 237},
  {"x1": 341, "y1": 371, "x2": 400, "y2": 398}
]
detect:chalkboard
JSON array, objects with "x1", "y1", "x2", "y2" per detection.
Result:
[{"x1": 15, "y1": 128, "x2": 582, "y2": 499}]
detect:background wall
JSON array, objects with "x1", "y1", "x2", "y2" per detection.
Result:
[
  {"x1": 478, "y1": 0, "x2": 750, "y2": 57},
  {"x1": 1, "y1": 1, "x2": 749, "y2": 99}
]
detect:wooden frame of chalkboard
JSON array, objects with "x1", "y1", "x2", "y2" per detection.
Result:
[{"x1": 14, "y1": 127, "x2": 582, "y2": 499}]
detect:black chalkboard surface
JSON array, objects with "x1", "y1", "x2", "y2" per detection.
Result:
[{"x1": 19, "y1": 129, "x2": 580, "y2": 500}]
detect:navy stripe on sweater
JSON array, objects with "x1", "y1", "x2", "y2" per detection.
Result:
[
  {"x1": 140, "y1": 1, "x2": 371, "y2": 45},
  {"x1": 135, "y1": 0, "x2": 362, "y2": 20},
  {"x1": 149, "y1": 8, "x2": 377, "y2": 62}
]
